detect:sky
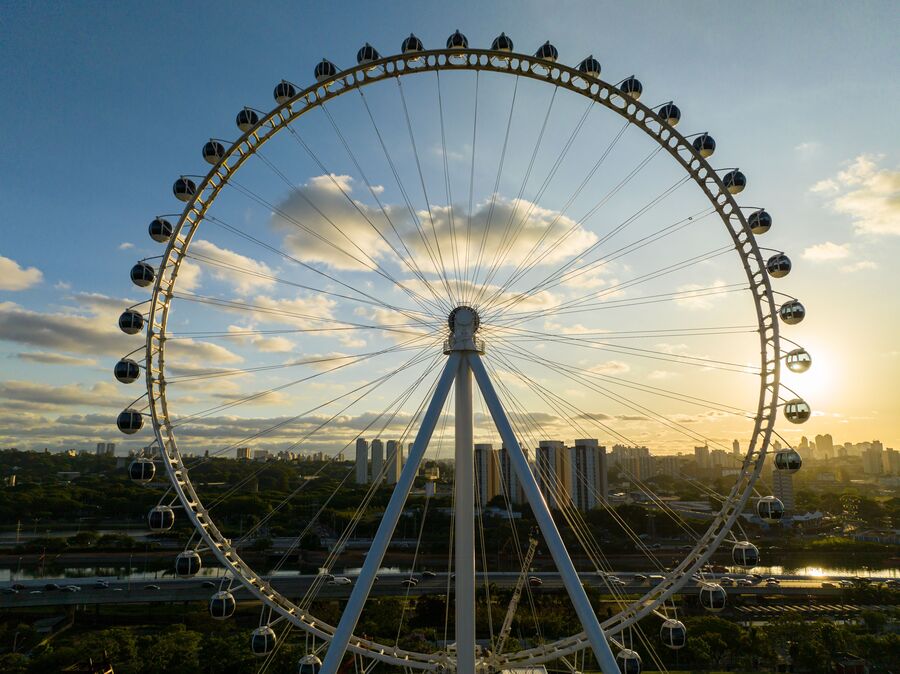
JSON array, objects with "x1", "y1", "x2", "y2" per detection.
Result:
[{"x1": 0, "y1": 1, "x2": 898, "y2": 458}]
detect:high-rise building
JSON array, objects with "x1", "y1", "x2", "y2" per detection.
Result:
[
  {"x1": 371, "y1": 439, "x2": 385, "y2": 483},
  {"x1": 653, "y1": 454, "x2": 681, "y2": 477},
  {"x1": 709, "y1": 449, "x2": 728, "y2": 469},
  {"x1": 96, "y1": 442, "x2": 115, "y2": 457},
  {"x1": 694, "y1": 445, "x2": 710, "y2": 470},
  {"x1": 732, "y1": 439, "x2": 741, "y2": 456},
  {"x1": 236, "y1": 447, "x2": 252, "y2": 460},
  {"x1": 814, "y1": 434, "x2": 834, "y2": 460},
  {"x1": 355, "y1": 438, "x2": 369, "y2": 484},
  {"x1": 882, "y1": 448, "x2": 900, "y2": 476},
  {"x1": 862, "y1": 445, "x2": 884, "y2": 475},
  {"x1": 612, "y1": 445, "x2": 652, "y2": 479},
  {"x1": 772, "y1": 467, "x2": 795, "y2": 514},
  {"x1": 474, "y1": 444, "x2": 499, "y2": 506},
  {"x1": 535, "y1": 440, "x2": 571, "y2": 510},
  {"x1": 498, "y1": 443, "x2": 526, "y2": 505},
  {"x1": 570, "y1": 439, "x2": 607, "y2": 511},
  {"x1": 385, "y1": 440, "x2": 404, "y2": 485}
]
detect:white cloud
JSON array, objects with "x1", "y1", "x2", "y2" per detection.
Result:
[
  {"x1": 0, "y1": 380, "x2": 123, "y2": 411},
  {"x1": 840, "y1": 260, "x2": 878, "y2": 273},
  {"x1": 589, "y1": 360, "x2": 630, "y2": 375},
  {"x1": 794, "y1": 141, "x2": 820, "y2": 155},
  {"x1": 812, "y1": 155, "x2": 900, "y2": 235},
  {"x1": 674, "y1": 280, "x2": 728, "y2": 310},
  {"x1": 16, "y1": 352, "x2": 98, "y2": 367},
  {"x1": 119, "y1": 242, "x2": 135, "y2": 250},
  {"x1": 191, "y1": 240, "x2": 276, "y2": 295},
  {"x1": 0, "y1": 256, "x2": 42, "y2": 291},
  {"x1": 226, "y1": 325, "x2": 294, "y2": 353},
  {"x1": 802, "y1": 241, "x2": 850, "y2": 261}
]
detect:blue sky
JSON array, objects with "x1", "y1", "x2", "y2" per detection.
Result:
[{"x1": 0, "y1": 1, "x2": 898, "y2": 454}]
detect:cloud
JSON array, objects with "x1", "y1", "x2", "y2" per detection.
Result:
[
  {"x1": 227, "y1": 325, "x2": 294, "y2": 353},
  {"x1": 119, "y1": 242, "x2": 134, "y2": 250},
  {"x1": 191, "y1": 240, "x2": 276, "y2": 295},
  {"x1": 589, "y1": 361, "x2": 630, "y2": 375},
  {"x1": 0, "y1": 256, "x2": 42, "y2": 291},
  {"x1": 271, "y1": 176, "x2": 598, "y2": 276},
  {"x1": 812, "y1": 155, "x2": 900, "y2": 235},
  {"x1": 794, "y1": 141, "x2": 820, "y2": 155},
  {"x1": 674, "y1": 280, "x2": 728, "y2": 310},
  {"x1": 16, "y1": 352, "x2": 98, "y2": 367},
  {"x1": 802, "y1": 241, "x2": 850, "y2": 261},
  {"x1": 839, "y1": 260, "x2": 878, "y2": 273},
  {"x1": 647, "y1": 370, "x2": 676, "y2": 380},
  {"x1": 0, "y1": 380, "x2": 123, "y2": 411}
]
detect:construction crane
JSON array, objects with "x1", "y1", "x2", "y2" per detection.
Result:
[{"x1": 495, "y1": 529, "x2": 539, "y2": 655}]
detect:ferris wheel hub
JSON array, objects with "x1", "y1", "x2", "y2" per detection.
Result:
[{"x1": 446, "y1": 306, "x2": 484, "y2": 353}]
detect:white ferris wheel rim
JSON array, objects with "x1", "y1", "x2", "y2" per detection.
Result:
[{"x1": 139, "y1": 46, "x2": 782, "y2": 669}]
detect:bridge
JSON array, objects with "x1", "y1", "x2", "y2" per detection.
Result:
[{"x1": 3, "y1": 571, "x2": 892, "y2": 609}]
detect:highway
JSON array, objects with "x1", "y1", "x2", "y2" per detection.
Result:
[{"x1": 2, "y1": 571, "x2": 894, "y2": 609}]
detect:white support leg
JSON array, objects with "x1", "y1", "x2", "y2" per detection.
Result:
[
  {"x1": 320, "y1": 352, "x2": 462, "y2": 674},
  {"x1": 467, "y1": 352, "x2": 620, "y2": 674},
  {"x1": 454, "y1": 356, "x2": 476, "y2": 674}
]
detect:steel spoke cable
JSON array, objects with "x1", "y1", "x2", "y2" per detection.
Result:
[
  {"x1": 435, "y1": 70, "x2": 465, "y2": 302},
  {"x1": 470, "y1": 86, "x2": 559, "y2": 308},
  {"x1": 181, "y1": 341, "x2": 438, "y2": 465},
  {"x1": 494, "y1": 343, "x2": 750, "y2": 415},
  {"x1": 464, "y1": 71, "x2": 480, "y2": 304},
  {"x1": 201, "y1": 212, "x2": 438, "y2": 325},
  {"x1": 356, "y1": 87, "x2": 456, "y2": 306},
  {"x1": 225, "y1": 174, "x2": 441, "y2": 317},
  {"x1": 469, "y1": 76, "x2": 519, "y2": 305},
  {"x1": 316, "y1": 103, "x2": 451, "y2": 314},
  {"x1": 396, "y1": 78, "x2": 456, "y2": 306},
  {"x1": 165, "y1": 324, "x2": 430, "y2": 339},
  {"x1": 182, "y1": 248, "x2": 439, "y2": 328}
]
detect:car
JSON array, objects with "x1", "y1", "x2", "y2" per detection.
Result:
[
  {"x1": 610, "y1": 577, "x2": 627, "y2": 586},
  {"x1": 648, "y1": 574, "x2": 665, "y2": 582},
  {"x1": 764, "y1": 577, "x2": 780, "y2": 584},
  {"x1": 327, "y1": 577, "x2": 352, "y2": 586},
  {"x1": 634, "y1": 574, "x2": 647, "y2": 582},
  {"x1": 29, "y1": 590, "x2": 42, "y2": 594},
  {"x1": 201, "y1": 580, "x2": 217, "y2": 588},
  {"x1": 765, "y1": 579, "x2": 780, "y2": 587},
  {"x1": 1, "y1": 588, "x2": 18, "y2": 595},
  {"x1": 400, "y1": 579, "x2": 418, "y2": 588},
  {"x1": 62, "y1": 585, "x2": 79, "y2": 593},
  {"x1": 11, "y1": 583, "x2": 25, "y2": 591},
  {"x1": 821, "y1": 582, "x2": 836, "y2": 588},
  {"x1": 144, "y1": 584, "x2": 161, "y2": 591},
  {"x1": 113, "y1": 588, "x2": 124, "y2": 592},
  {"x1": 94, "y1": 580, "x2": 109, "y2": 589},
  {"x1": 44, "y1": 583, "x2": 61, "y2": 591},
  {"x1": 736, "y1": 579, "x2": 753, "y2": 587},
  {"x1": 421, "y1": 571, "x2": 437, "y2": 579},
  {"x1": 719, "y1": 577, "x2": 735, "y2": 586},
  {"x1": 528, "y1": 577, "x2": 543, "y2": 587}
]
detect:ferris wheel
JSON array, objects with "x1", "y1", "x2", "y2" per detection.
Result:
[{"x1": 114, "y1": 29, "x2": 812, "y2": 674}]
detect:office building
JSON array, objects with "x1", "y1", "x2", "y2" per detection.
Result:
[
  {"x1": 474, "y1": 444, "x2": 500, "y2": 506},
  {"x1": 498, "y1": 443, "x2": 527, "y2": 505},
  {"x1": 772, "y1": 467, "x2": 795, "y2": 514},
  {"x1": 371, "y1": 439, "x2": 384, "y2": 483},
  {"x1": 535, "y1": 440, "x2": 571, "y2": 509},
  {"x1": 355, "y1": 438, "x2": 369, "y2": 484},
  {"x1": 570, "y1": 439, "x2": 608, "y2": 511},
  {"x1": 385, "y1": 440, "x2": 404, "y2": 485}
]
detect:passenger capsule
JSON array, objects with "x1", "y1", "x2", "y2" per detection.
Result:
[
  {"x1": 723, "y1": 170, "x2": 747, "y2": 194},
  {"x1": 236, "y1": 108, "x2": 259, "y2": 133},
  {"x1": 401, "y1": 33, "x2": 424, "y2": 54},
  {"x1": 774, "y1": 448, "x2": 802, "y2": 473},
  {"x1": 175, "y1": 550, "x2": 202, "y2": 578},
  {"x1": 173, "y1": 177, "x2": 196, "y2": 202},
  {"x1": 659, "y1": 102, "x2": 681, "y2": 126},
  {"x1": 757, "y1": 495, "x2": 785, "y2": 521},
  {"x1": 274, "y1": 80, "x2": 297, "y2": 105},
  {"x1": 766, "y1": 253, "x2": 792, "y2": 278},
  {"x1": 297, "y1": 654, "x2": 323, "y2": 674},
  {"x1": 446, "y1": 30, "x2": 468, "y2": 49},
  {"x1": 577, "y1": 55, "x2": 601, "y2": 78},
  {"x1": 356, "y1": 42, "x2": 381, "y2": 65},
  {"x1": 202, "y1": 140, "x2": 226, "y2": 165},
  {"x1": 491, "y1": 32, "x2": 514, "y2": 52},
  {"x1": 692, "y1": 133, "x2": 716, "y2": 158},
  {"x1": 619, "y1": 76, "x2": 643, "y2": 100},
  {"x1": 534, "y1": 41, "x2": 558, "y2": 62},
  {"x1": 251, "y1": 626, "x2": 277, "y2": 656},
  {"x1": 117, "y1": 409, "x2": 144, "y2": 435},
  {"x1": 699, "y1": 583, "x2": 727, "y2": 612},
  {"x1": 747, "y1": 209, "x2": 771, "y2": 234},
  {"x1": 114, "y1": 358, "x2": 141, "y2": 384},
  {"x1": 660, "y1": 619, "x2": 686, "y2": 649},
  {"x1": 314, "y1": 59, "x2": 337, "y2": 82},
  {"x1": 128, "y1": 457, "x2": 155, "y2": 482},
  {"x1": 784, "y1": 398, "x2": 811, "y2": 424},
  {"x1": 148, "y1": 217, "x2": 173, "y2": 243},
  {"x1": 779, "y1": 299, "x2": 806, "y2": 325},
  {"x1": 130, "y1": 262, "x2": 155, "y2": 288},
  {"x1": 118, "y1": 309, "x2": 144, "y2": 335},
  {"x1": 615, "y1": 649, "x2": 642, "y2": 674},
  {"x1": 148, "y1": 505, "x2": 175, "y2": 532},
  {"x1": 732, "y1": 541, "x2": 759, "y2": 567},
  {"x1": 785, "y1": 347, "x2": 812, "y2": 373},
  {"x1": 209, "y1": 590, "x2": 236, "y2": 620}
]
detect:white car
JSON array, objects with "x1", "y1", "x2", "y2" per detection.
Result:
[
  {"x1": 736, "y1": 579, "x2": 753, "y2": 587},
  {"x1": 634, "y1": 574, "x2": 648, "y2": 583},
  {"x1": 327, "y1": 577, "x2": 352, "y2": 586}
]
